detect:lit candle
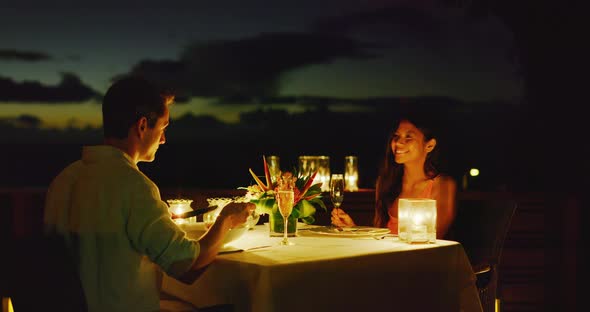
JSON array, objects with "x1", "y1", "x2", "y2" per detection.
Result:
[
  {"x1": 398, "y1": 198, "x2": 436, "y2": 244},
  {"x1": 203, "y1": 211, "x2": 219, "y2": 228},
  {"x1": 166, "y1": 199, "x2": 194, "y2": 224},
  {"x1": 345, "y1": 174, "x2": 358, "y2": 192},
  {"x1": 318, "y1": 156, "x2": 330, "y2": 192},
  {"x1": 344, "y1": 156, "x2": 359, "y2": 192},
  {"x1": 319, "y1": 173, "x2": 331, "y2": 192}
]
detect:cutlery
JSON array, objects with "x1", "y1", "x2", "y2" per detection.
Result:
[
  {"x1": 330, "y1": 225, "x2": 343, "y2": 232},
  {"x1": 245, "y1": 245, "x2": 272, "y2": 251},
  {"x1": 219, "y1": 245, "x2": 273, "y2": 255},
  {"x1": 371, "y1": 234, "x2": 397, "y2": 240}
]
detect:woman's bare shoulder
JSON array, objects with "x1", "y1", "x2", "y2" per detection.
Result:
[{"x1": 434, "y1": 175, "x2": 457, "y2": 191}]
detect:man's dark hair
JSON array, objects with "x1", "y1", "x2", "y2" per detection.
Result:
[{"x1": 102, "y1": 76, "x2": 174, "y2": 139}]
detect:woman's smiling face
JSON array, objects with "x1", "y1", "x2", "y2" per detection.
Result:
[{"x1": 390, "y1": 120, "x2": 430, "y2": 165}]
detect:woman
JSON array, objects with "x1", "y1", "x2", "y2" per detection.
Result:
[{"x1": 331, "y1": 114, "x2": 456, "y2": 238}]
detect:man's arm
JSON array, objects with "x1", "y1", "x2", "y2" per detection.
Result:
[{"x1": 178, "y1": 202, "x2": 254, "y2": 284}]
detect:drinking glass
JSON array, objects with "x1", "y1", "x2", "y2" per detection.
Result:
[
  {"x1": 276, "y1": 190, "x2": 295, "y2": 246},
  {"x1": 266, "y1": 155, "x2": 281, "y2": 183},
  {"x1": 330, "y1": 174, "x2": 345, "y2": 209}
]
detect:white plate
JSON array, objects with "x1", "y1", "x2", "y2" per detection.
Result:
[
  {"x1": 219, "y1": 245, "x2": 243, "y2": 254},
  {"x1": 300, "y1": 226, "x2": 391, "y2": 237}
]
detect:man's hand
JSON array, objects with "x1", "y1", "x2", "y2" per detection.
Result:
[
  {"x1": 181, "y1": 202, "x2": 256, "y2": 283},
  {"x1": 219, "y1": 202, "x2": 255, "y2": 228}
]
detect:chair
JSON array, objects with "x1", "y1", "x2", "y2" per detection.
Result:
[
  {"x1": 446, "y1": 199, "x2": 517, "y2": 312},
  {"x1": 2, "y1": 233, "x2": 87, "y2": 312},
  {"x1": 1, "y1": 237, "x2": 14, "y2": 312}
]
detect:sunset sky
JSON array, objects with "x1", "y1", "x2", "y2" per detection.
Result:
[{"x1": 0, "y1": 0, "x2": 522, "y2": 128}]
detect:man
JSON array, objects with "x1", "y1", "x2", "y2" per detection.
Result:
[{"x1": 44, "y1": 76, "x2": 253, "y2": 311}]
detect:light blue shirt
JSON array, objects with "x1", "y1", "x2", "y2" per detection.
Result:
[{"x1": 44, "y1": 145, "x2": 199, "y2": 312}]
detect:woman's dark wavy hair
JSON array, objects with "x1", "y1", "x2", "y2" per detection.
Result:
[
  {"x1": 373, "y1": 112, "x2": 441, "y2": 227},
  {"x1": 102, "y1": 76, "x2": 174, "y2": 139}
]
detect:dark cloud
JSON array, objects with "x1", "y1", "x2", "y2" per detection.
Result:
[
  {"x1": 313, "y1": 6, "x2": 439, "y2": 33},
  {"x1": 118, "y1": 31, "x2": 379, "y2": 102},
  {"x1": 311, "y1": 5, "x2": 444, "y2": 45},
  {"x1": 0, "y1": 49, "x2": 52, "y2": 62},
  {"x1": 0, "y1": 73, "x2": 101, "y2": 103},
  {"x1": 0, "y1": 114, "x2": 42, "y2": 128},
  {"x1": 16, "y1": 114, "x2": 42, "y2": 128},
  {"x1": 215, "y1": 94, "x2": 467, "y2": 112}
]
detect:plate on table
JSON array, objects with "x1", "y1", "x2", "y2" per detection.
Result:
[
  {"x1": 300, "y1": 226, "x2": 391, "y2": 238},
  {"x1": 219, "y1": 245, "x2": 243, "y2": 254}
]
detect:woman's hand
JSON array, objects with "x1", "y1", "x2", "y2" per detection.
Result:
[{"x1": 330, "y1": 208, "x2": 355, "y2": 227}]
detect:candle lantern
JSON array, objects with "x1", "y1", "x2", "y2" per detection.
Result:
[
  {"x1": 298, "y1": 155, "x2": 331, "y2": 192},
  {"x1": 344, "y1": 155, "x2": 359, "y2": 192},
  {"x1": 166, "y1": 199, "x2": 195, "y2": 224},
  {"x1": 317, "y1": 156, "x2": 330, "y2": 192},
  {"x1": 398, "y1": 198, "x2": 436, "y2": 243},
  {"x1": 298, "y1": 156, "x2": 316, "y2": 177}
]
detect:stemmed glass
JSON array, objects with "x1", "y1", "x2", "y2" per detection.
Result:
[
  {"x1": 330, "y1": 174, "x2": 345, "y2": 229},
  {"x1": 276, "y1": 190, "x2": 295, "y2": 246},
  {"x1": 330, "y1": 174, "x2": 345, "y2": 209}
]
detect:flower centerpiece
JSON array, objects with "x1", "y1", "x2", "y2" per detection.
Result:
[{"x1": 241, "y1": 155, "x2": 327, "y2": 236}]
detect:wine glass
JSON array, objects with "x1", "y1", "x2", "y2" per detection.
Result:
[
  {"x1": 330, "y1": 174, "x2": 345, "y2": 209},
  {"x1": 330, "y1": 174, "x2": 345, "y2": 230},
  {"x1": 276, "y1": 190, "x2": 295, "y2": 246}
]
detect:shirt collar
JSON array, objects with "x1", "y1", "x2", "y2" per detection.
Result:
[{"x1": 82, "y1": 145, "x2": 137, "y2": 169}]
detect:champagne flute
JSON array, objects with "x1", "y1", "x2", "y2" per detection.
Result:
[
  {"x1": 330, "y1": 174, "x2": 345, "y2": 229},
  {"x1": 276, "y1": 190, "x2": 295, "y2": 246},
  {"x1": 330, "y1": 174, "x2": 345, "y2": 208}
]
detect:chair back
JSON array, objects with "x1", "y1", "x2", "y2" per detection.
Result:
[
  {"x1": 2, "y1": 232, "x2": 87, "y2": 312},
  {"x1": 447, "y1": 199, "x2": 517, "y2": 267},
  {"x1": 446, "y1": 198, "x2": 517, "y2": 312}
]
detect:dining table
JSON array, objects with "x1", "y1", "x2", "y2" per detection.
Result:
[{"x1": 161, "y1": 223, "x2": 483, "y2": 312}]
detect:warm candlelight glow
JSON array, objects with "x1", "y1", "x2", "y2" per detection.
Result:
[
  {"x1": 203, "y1": 211, "x2": 220, "y2": 228},
  {"x1": 298, "y1": 155, "x2": 331, "y2": 192},
  {"x1": 166, "y1": 199, "x2": 194, "y2": 224},
  {"x1": 345, "y1": 174, "x2": 358, "y2": 191},
  {"x1": 317, "y1": 156, "x2": 330, "y2": 192},
  {"x1": 2, "y1": 298, "x2": 14, "y2": 312},
  {"x1": 317, "y1": 172, "x2": 330, "y2": 192},
  {"x1": 398, "y1": 198, "x2": 436, "y2": 243},
  {"x1": 267, "y1": 155, "x2": 281, "y2": 183},
  {"x1": 344, "y1": 156, "x2": 359, "y2": 191}
]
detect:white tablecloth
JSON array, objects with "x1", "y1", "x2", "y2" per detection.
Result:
[{"x1": 162, "y1": 224, "x2": 482, "y2": 312}]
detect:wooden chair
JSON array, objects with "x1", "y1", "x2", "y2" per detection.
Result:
[{"x1": 446, "y1": 199, "x2": 517, "y2": 312}]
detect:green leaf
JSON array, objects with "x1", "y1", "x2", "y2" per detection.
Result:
[
  {"x1": 295, "y1": 175, "x2": 307, "y2": 189},
  {"x1": 301, "y1": 215, "x2": 315, "y2": 225},
  {"x1": 308, "y1": 197, "x2": 327, "y2": 211},
  {"x1": 251, "y1": 197, "x2": 275, "y2": 215},
  {"x1": 304, "y1": 183, "x2": 323, "y2": 197},
  {"x1": 290, "y1": 208, "x2": 301, "y2": 219},
  {"x1": 297, "y1": 200, "x2": 317, "y2": 218}
]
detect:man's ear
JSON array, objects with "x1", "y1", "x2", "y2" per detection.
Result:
[
  {"x1": 425, "y1": 138, "x2": 437, "y2": 153},
  {"x1": 135, "y1": 117, "x2": 148, "y2": 137}
]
